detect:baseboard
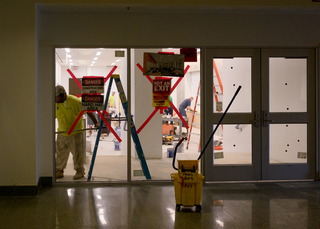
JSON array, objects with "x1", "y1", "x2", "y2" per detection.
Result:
[
  {"x1": 0, "y1": 176, "x2": 52, "y2": 196},
  {"x1": 0, "y1": 185, "x2": 38, "y2": 196},
  {"x1": 39, "y1": 176, "x2": 53, "y2": 187}
]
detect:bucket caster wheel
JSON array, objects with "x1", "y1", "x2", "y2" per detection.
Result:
[
  {"x1": 195, "y1": 205, "x2": 202, "y2": 212},
  {"x1": 176, "y1": 204, "x2": 181, "y2": 212}
]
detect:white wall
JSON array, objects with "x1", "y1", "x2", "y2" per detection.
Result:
[{"x1": 131, "y1": 49, "x2": 162, "y2": 159}]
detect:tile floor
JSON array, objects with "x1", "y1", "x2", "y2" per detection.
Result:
[
  {"x1": 1, "y1": 182, "x2": 320, "y2": 228},
  {"x1": 57, "y1": 126, "x2": 201, "y2": 182}
]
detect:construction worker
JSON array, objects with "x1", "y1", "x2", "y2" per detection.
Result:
[
  {"x1": 55, "y1": 85, "x2": 100, "y2": 180},
  {"x1": 107, "y1": 90, "x2": 116, "y2": 114},
  {"x1": 179, "y1": 96, "x2": 193, "y2": 117}
]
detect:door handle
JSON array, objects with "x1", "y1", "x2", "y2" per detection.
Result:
[
  {"x1": 250, "y1": 111, "x2": 260, "y2": 127},
  {"x1": 263, "y1": 111, "x2": 274, "y2": 126}
]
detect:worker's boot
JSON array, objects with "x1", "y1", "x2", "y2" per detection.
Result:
[
  {"x1": 56, "y1": 170, "x2": 64, "y2": 179},
  {"x1": 73, "y1": 169, "x2": 85, "y2": 180}
]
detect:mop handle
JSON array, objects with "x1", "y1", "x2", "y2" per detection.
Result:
[
  {"x1": 172, "y1": 137, "x2": 186, "y2": 171},
  {"x1": 197, "y1": 85, "x2": 242, "y2": 160}
]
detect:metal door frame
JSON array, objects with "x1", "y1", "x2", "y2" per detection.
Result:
[
  {"x1": 261, "y1": 48, "x2": 316, "y2": 180},
  {"x1": 203, "y1": 48, "x2": 261, "y2": 181},
  {"x1": 203, "y1": 48, "x2": 317, "y2": 182}
]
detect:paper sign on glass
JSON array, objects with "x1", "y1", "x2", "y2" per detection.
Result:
[{"x1": 82, "y1": 77, "x2": 104, "y2": 94}]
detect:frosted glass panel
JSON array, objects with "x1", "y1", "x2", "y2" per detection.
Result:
[
  {"x1": 269, "y1": 124, "x2": 307, "y2": 164},
  {"x1": 213, "y1": 124, "x2": 252, "y2": 165},
  {"x1": 213, "y1": 58, "x2": 251, "y2": 113},
  {"x1": 269, "y1": 58, "x2": 307, "y2": 112}
]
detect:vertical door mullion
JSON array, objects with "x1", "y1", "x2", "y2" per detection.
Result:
[{"x1": 252, "y1": 49, "x2": 262, "y2": 180}]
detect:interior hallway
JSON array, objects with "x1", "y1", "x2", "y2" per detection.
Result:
[
  {"x1": 1, "y1": 182, "x2": 320, "y2": 228},
  {"x1": 57, "y1": 124, "x2": 201, "y2": 182}
]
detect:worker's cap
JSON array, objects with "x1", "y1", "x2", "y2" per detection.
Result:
[
  {"x1": 56, "y1": 85, "x2": 66, "y2": 96},
  {"x1": 112, "y1": 90, "x2": 116, "y2": 93}
]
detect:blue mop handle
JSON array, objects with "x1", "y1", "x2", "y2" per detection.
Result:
[{"x1": 197, "y1": 85, "x2": 242, "y2": 160}]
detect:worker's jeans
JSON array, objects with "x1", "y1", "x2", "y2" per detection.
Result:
[
  {"x1": 179, "y1": 107, "x2": 187, "y2": 117},
  {"x1": 56, "y1": 132, "x2": 85, "y2": 172}
]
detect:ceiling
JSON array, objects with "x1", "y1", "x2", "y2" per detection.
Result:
[
  {"x1": 55, "y1": 48, "x2": 183, "y2": 68},
  {"x1": 55, "y1": 48, "x2": 126, "y2": 67}
]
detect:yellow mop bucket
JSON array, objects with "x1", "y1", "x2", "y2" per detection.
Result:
[
  {"x1": 171, "y1": 139, "x2": 204, "y2": 212},
  {"x1": 171, "y1": 86, "x2": 242, "y2": 212}
]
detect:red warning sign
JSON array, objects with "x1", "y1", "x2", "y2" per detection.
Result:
[
  {"x1": 153, "y1": 78, "x2": 171, "y2": 95},
  {"x1": 81, "y1": 94, "x2": 104, "y2": 111},
  {"x1": 180, "y1": 48, "x2": 197, "y2": 62},
  {"x1": 82, "y1": 76, "x2": 104, "y2": 94}
]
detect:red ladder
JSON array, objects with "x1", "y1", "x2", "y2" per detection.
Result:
[
  {"x1": 186, "y1": 59, "x2": 223, "y2": 151},
  {"x1": 186, "y1": 81, "x2": 200, "y2": 150}
]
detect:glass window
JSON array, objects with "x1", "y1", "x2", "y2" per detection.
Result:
[
  {"x1": 131, "y1": 48, "x2": 201, "y2": 181},
  {"x1": 269, "y1": 124, "x2": 307, "y2": 164},
  {"x1": 213, "y1": 58, "x2": 251, "y2": 113},
  {"x1": 213, "y1": 124, "x2": 252, "y2": 165},
  {"x1": 269, "y1": 58, "x2": 307, "y2": 112}
]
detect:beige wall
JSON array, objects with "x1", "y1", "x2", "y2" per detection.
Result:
[{"x1": 1, "y1": 1, "x2": 320, "y2": 186}]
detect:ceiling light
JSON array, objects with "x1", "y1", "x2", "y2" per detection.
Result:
[
  {"x1": 92, "y1": 61, "x2": 95, "y2": 64},
  {"x1": 96, "y1": 52, "x2": 101, "y2": 56},
  {"x1": 111, "y1": 63, "x2": 115, "y2": 65},
  {"x1": 90, "y1": 64, "x2": 93, "y2": 66},
  {"x1": 116, "y1": 59, "x2": 120, "y2": 62},
  {"x1": 94, "y1": 57, "x2": 98, "y2": 60},
  {"x1": 69, "y1": 59, "x2": 72, "y2": 62},
  {"x1": 65, "y1": 48, "x2": 70, "y2": 53},
  {"x1": 67, "y1": 54, "x2": 71, "y2": 58}
]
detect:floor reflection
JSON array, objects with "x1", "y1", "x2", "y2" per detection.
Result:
[{"x1": 1, "y1": 182, "x2": 320, "y2": 228}]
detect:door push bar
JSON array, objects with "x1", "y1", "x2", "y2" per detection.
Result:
[
  {"x1": 263, "y1": 111, "x2": 274, "y2": 126},
  {"x1": 251, "y1": 111, "x2": 274, "y2": 127},
  {"x1": 251, "y1": 111, "x2": 260, "y2": 127}
]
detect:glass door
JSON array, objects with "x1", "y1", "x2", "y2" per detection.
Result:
[
  {"x1": 204, "y1": 48, "x2": 316, "y2": 182},
  {"x1": 204, "y1": 49, "x2": 261, "y2": 181},
  {"x1": 261, "y1": 49, "x2": 316, "y2": 180}
]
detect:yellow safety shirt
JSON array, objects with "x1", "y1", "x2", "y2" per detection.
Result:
[
  {"x1": 56, "y1": 95, "x2": 84, "y2": 136},
  {"x1": 109, "y1": 95, "x2": 115, "y2": 107}
]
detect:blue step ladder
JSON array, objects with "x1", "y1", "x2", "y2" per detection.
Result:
[{"x1": 87, "y1": 75, "x2": 151, "y2": 181}]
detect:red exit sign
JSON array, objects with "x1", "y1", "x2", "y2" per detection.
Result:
[
  {"x1": 180, "y1": 48, "x2": 197, "y2": 62},
  {"x1": 153, "y1": 78, "x2": 171, "y2": 95}
]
